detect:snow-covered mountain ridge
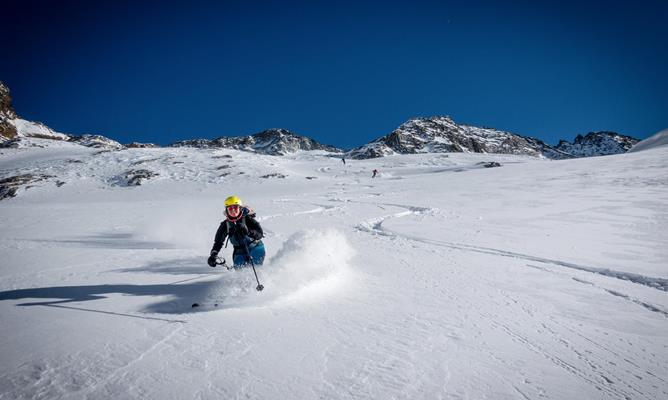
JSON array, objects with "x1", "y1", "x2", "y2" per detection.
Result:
[
  {"x1": 0, "y1": 81, "x2": 641, "y2": 159},
  {"x1": 171, "y1": 128, "x2": 341, "y2": 155},
  {"x1": 345, "y1": 116, "x2": 638, "y2": 160},
  {"x1": 555, "y1": 131, "x2": 639, "y2": 157}
]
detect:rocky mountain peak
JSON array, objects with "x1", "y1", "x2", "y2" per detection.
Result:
[
  {"x1": 0, "y1": 81, "x2": 18, "y2": 140},
  {"x1": 555, "y1": 131, "x2": 639, "y2": 157},
  {"x1": 346, "y1": 116, "x2": 640, "y2": 160},
  {"x1": 0, "y1": 81, "x2": 17, "y2": 119},
  {"x1": 254, "y1": 128, "x2": 290, "y2": 138},
  {"x1": 250, "y1": 128, "x2": 340, "y2": 154},
  {"x1": 346, "y1": 116, "x2": 556, "y2": 159},
  {"x1": 397, "y1": 116, "x2": 457, "y2": 130},
  {"x1": 68, "y1": 134, "x2": 124, "y2": 149},
  {"x1": 171, "y1": 128, "x2": 341, "y2": 155}
]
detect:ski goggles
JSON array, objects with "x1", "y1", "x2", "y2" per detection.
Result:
[{"x1": 226, "y1": 204, "x2": 241, "y2": 213}]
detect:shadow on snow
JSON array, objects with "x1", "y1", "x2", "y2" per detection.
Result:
[{"x1": 0, "y1": 259, "x2": 264, "y2": 315}]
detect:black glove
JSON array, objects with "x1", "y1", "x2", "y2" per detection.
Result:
[
  {"x1": 208, "y1": 252, "x2": 218, "y2": 267},
  {"x1": 249, "y1": 230, "x2": 262, "y2": 240}
]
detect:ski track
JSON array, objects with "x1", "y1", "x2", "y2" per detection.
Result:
[
  {"x1": 573, "y1": 276, "x2": 668, "y2": 318},
  {"x1": 524, "y1": 265, "x2": 668, "y2": 319},
  {"x1": 260, "y1": 201, "x2": 344, "y2": 221},
  {"x1": 455, "y1": 260, "x2": 666, "y2": 400},
  {"x1": 2, "y1": 149, "x2": 667, "y2": 399},
  {"x1": 0, "y1": 322, "x2": 186, "y2": 400},
  {"x1": 481, "y1": 289, "x2": 656, "y2": 400},
  {"x1": 352, "y1": 198, "x2": 667, "y2": 319},
  {"x1": 78, "y1": 324, "x2": 185, "y2": 399},
  {"x1": 355, "y1": 200, "x2": 668, "y2": 321},
  {"x1": 353, "y1": 201, "x2": 435, "y2": 237},
  {"x1": 318, "y1": 292, "x2": 455, "y2": 398},
  {"x1": 355, "y1": 203, "x2": 667, "y2": 293},
  {"x1": 351, "y1": 200, "x2": 667, "y2": 399}
]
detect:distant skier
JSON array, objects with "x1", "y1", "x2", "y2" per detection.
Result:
[
  {"x1": 341, "y1": 157, "x2": 346, "y2": 165},
  {"x1": 208, "y1": 195, "x2": 265, "y2": 268},
  {"x1": 372, "y1": 169, "x2": 378, "y2": 178}
]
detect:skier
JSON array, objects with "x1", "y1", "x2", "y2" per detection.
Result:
[
  {"x1": 208, "y1": 195, "x2": 266, "y2": 268},
  {"x1": 372, "y1": 169, "x2": 378, "y2": 178},
  {"x1": 341, "y1": 157, "x2": 346, "y2": 165}
]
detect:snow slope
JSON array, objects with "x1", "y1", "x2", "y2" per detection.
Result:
[
  {"x1": 628, "y1": 128, "x2": 668, "y2": 153},
  {"x1": 0, "y1": 144, "x2": 667, "y2": 400}
]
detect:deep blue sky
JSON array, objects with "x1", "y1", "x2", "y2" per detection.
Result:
[{"x1": 2, "y1": 0, "x2": 666, "y2": 148}]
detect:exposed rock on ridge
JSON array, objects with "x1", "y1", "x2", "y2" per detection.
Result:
[
  {"x1": 346, "y1": 116, "x2": 569, "y2": 159},
  {"x1": 555, "y1": 132, "x2": 639, "y2": 158},
  {"x1": 0, "y1": 81, "x2": 18, "y2": 140},
  {"x1": 0, "y1": 82, "x2": 641, "y2": 158},
  {"x1": 346, "y1": 116, "x2": 636, "y2": 160},
  {"x1": 171, "y1": 128, "x2": 342, "y2": 155}
]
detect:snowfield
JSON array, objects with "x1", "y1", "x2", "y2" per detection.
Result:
[{"x1": 0, "y1": 141, "x2": 667, "y2": 400}]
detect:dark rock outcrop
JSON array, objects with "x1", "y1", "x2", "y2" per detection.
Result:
[
  {"x1": 126, "y1": 142, "x2": 160, "y2": 148},
  {"x1": 0, "y1": 138, "x2": 20, "y2": 148},
  {"x1": 114, "y1": 169, "x2": 159, "y2": 186},
  {"x1": 0, "y1": 174, "x2": 54, "y2": 200},
  {"x1": 0, "y1": 81, "x2": 18, "y2": 140},
  {"x1": 555, "y1": 132, "x2": 639, "y2": 157},
  {"x1": 69, "y1": 134, "x2": 124, "y2": 150},
  {"x1": 259, "y1": 173, "x2": 287, "y2": 179},
  {"x1": 478, "y1": 161, "x2": 502, "y2": 168}
]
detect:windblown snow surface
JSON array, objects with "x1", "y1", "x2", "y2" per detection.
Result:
[
  {"x1": 0, "y1": 140, "x2": 667, "y2": 399},
  {"x1": 628, "y1": 129, "x2": 668, "y2": 153}
]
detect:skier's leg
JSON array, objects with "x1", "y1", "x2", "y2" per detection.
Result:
[
  {"x1": 232, "y1": 249, "x2": 247, "y2": 267},
  {"x1": 249, "y1": 242, "x2": 265, "y2": 265}
]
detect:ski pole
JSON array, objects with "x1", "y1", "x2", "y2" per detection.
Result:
[
  {"x1": 242, "y1": 239, "x2": 264, "y2": 291},
  {"x1": 216, "y1": 256, "x2": 230, "y2": 270}
]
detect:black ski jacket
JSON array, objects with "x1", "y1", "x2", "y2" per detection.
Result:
[{"x1": 211, "y1": 207, "x2": 263, "y2": 254}]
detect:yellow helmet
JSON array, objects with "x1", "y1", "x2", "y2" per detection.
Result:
[{"x1": 224, "y1": 195, "x2": 243, "y2": 207}]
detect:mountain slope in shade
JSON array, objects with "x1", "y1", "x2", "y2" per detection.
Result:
[{"x1": 170, "y1": 128, "x2": 342, "y2": 155}]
